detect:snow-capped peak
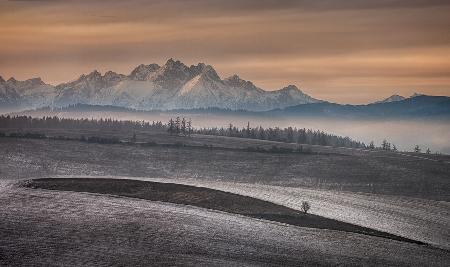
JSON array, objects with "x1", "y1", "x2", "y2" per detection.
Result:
[
  {"x1": 86, "y1": 70, "x2": 102, "y2": 80},
  {"x1": 27, "y1": 77, "x2": 45, "y2": 86},
  {"x1": 163, "y1": 58, "x2": 188, "y2": 70},
  {"x1": 1, "y1": 59, "x2": 321, "y2": 111},
  {"x1": 223, "y1": 74, "x2": 261, "y2": 92},
  {"x1": 129, "y1": 64, "x2": 160, "y2": 80},
  {"x1": 103, "y1": 71, "x2": 125, "y2": 82},
  {"x1": 374, "y1": 94, "x2": 406, "y2": 104},
  {"x1": 279, "y1": 85, "x2": 301, "y2": 92},
  {"x1": 196, "y1": 64, "x2": 220, "y2": 80}
]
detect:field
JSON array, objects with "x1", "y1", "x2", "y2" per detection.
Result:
[
  {"x1": 0, "y1": 131, "x2": 449, "y2": 265},
  {"x1": 1, "y1": 133, "x2": 449, "y2": 200},
  {"x1": 25, "y1": 177, "x2": 423, "y2": 244},
  {"x1": 1, "y1": 179, "x2": 449, "y2": 266}
]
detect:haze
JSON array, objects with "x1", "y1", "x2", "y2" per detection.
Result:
[
  {"x1": 22, "y1": 109, "x2": 449, "y2": 154},
  {"x1": 1, "y1": 0, "x2": 450, "y2": 104}
]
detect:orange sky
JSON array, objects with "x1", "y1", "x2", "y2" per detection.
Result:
[{"x1": 1, "y1": 0, "x2": 449, "y2": 104}]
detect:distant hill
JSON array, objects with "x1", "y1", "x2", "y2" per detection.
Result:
[
  {"x1": 13, "y1": 95, "x2": 450, "y2": 119},
  {"x1": 273, "y1": 95, "x2": 450, "y2": 118}
]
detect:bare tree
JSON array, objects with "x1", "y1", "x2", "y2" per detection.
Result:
[
  {"x1": 426, "y1": 148, "x2": 431, "y2": 154},
  {"x1": 301, "y1": 201, "x2": 311, "y2": 214}
]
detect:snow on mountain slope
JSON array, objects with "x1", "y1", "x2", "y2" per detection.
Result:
[
  {"x1": 0, "y1": 77, "x2": 21, "y2": 106},
  {"x1": 374, "y1": 94, "x2": 406, "y2": 104},
  {"x1": 1, "y1": 59, "x2": 321, "y2": 111},
  {"x1": 0, "y1": 77, "x2": 55, "y2": 108},
  {"x1": 128, "y1": 64, "x2": 160, "y2": 81}
]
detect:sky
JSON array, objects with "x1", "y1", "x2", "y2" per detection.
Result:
[{"x1": 0, "y1": 0, "x2": 449, "y2": 104}]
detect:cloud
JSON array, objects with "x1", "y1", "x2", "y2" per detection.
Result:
[{"x1": 0, "y1": 0, "x2": 449, "y2": 104}]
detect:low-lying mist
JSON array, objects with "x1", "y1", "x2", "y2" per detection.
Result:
[{"x1": 8, "y1": 109, "x2": 450, "y2": 154}]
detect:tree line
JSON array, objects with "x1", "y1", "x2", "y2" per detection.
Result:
[
  {"x1": 167, "y1": 117, "x2": 192, "y2": 136},
  {"x1": 1, "y1": 115, "x2": 435, "y2": 153},
  {"x1": 0, "y1": 115, "x2": 165, "y2": 131},
  {"x1": 193, "y1": 122, "x2": 366, "y2": 148}
]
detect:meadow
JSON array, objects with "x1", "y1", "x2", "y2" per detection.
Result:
[{"x1": 0, "y1": 128, "x2": 449, "y2": 265}]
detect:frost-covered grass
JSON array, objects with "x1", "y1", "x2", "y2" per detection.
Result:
[
  {"x1": 1, "y1": 137, "x2": 448, "y2": 200},
  {"x1": 1, "y1": 180, "x2": 449, "y2": 266},
  {"x1": 0, "y1": 137, "x2": 449, "y2": 252},
  {"x1": 25, "y1": 177, "x2": 423, "y2": 245}
]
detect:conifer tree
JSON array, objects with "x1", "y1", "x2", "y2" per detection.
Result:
[
  {"x1": 181, "y1": 117, "x2": 186, "y2": 136},
  {"x1": 175, "y1": 117, "x2": 181, "y2": 135}
]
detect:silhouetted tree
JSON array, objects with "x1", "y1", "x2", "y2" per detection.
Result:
[
  {"x1": 168, "y1": 118, "x2": 175, "y2": 135},
  {"x1": 175, "y1": 117, "x2": 181, "y2": 135},
  {"x1": 301, "y1": 201, "x2": 310, "y2": 214},
  {"x1": 187, "y1": 119, "x2": 192, "y2": 137},
  {"x1": 286, "y1": 127, "x2": 294, "y2": 143},
  {"x1": 181, "y1": 117, "x2": 186, "y2": 136}
]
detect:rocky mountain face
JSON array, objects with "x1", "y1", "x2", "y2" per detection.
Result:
[{"x1": 1, "y1": 59, "x2": 321, "y2": 111}]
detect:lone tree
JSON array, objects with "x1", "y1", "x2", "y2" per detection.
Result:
[
  {"x1": 426, "y1": 148, "x2": 431, "y2": 154},
  {"x1": 301, "y1": 201, "x2": 311, "y2": 214}
]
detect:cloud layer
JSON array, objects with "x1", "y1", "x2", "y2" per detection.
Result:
[{"x1": 1, "y1": 0, "x2": 449, "y2": 103}]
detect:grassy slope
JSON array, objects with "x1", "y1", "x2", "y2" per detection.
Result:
[
  {"x1": 0, "y1": 136, "x2": 449, "y2": 248},
  {"x1": 2, "y1": 180, "x2": 449, "y2": 266},
  {"x1": 0, "y1": 135, "x2": 448, "y2": 200},
  {"x1": 24, "y1": 177, "x2": 423, "y2": 245}
]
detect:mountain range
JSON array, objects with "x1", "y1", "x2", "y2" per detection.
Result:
[
  {"x1": 272, "y1": 95, "x2": 450, "y2": 118},
  {"x1": 0, "y1": 59, "x2": 320, "y2": 112}
]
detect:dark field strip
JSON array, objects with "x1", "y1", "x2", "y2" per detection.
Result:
[{"x1": 25, "y1": 178, "x2": 426, "y2": 246}]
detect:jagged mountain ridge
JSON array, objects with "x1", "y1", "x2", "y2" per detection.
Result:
[
  {"x1": 1, "y1": 59, "x2": 321, "y2": 111},
  {"x1": 0, "y1": 76, "x2": 56, "y2": 109}
]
